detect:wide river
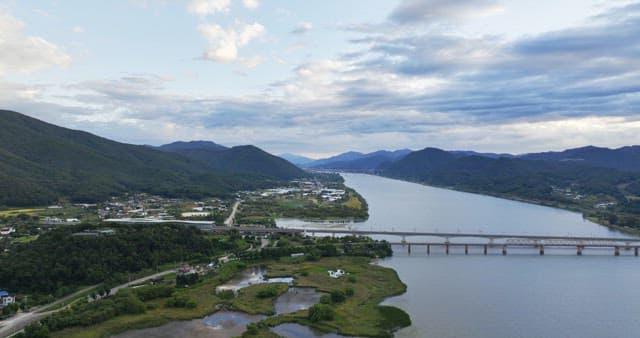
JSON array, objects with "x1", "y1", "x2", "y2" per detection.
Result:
[{"x1": 312, "y1": 174, "x2": 640, "y2": 338}]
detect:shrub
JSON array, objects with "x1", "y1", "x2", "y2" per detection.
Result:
[
  {"x1": 308, "y1": 304, "x2": 334, "y2": 322},
  {"x1": 256, "y1": 287, "x2": 278, "y2": 299},
  {"x1": 330, "y1": 289, "x2": 346, "y2": 303},
  {"x1": 319, "y1": 294, "x2": 332, "y2": 304},
  {"x1": 165, "y1": 295, "x2": 197, "y2": 308},
  {"x1": 345, "y1": 287, "x2": 354, "y2": 297}
]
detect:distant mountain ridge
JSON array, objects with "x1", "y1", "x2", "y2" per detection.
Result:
[
  {"x1": 520, "y1": 145, "x2": 640, "y2": 171},
  {"x1": 294, "y1": 145, "x2": 640, "y2": 172},
  {"x1": 279, "y1": 153, "x2": 315, "y2": 166},
  {"x1": 0, "y1": 110, "x2": 307, "y2": 206},
  {"x1": 303, "y1": 149, "x2": 412, "y2": 169}
]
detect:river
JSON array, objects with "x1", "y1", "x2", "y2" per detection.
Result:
[{"x1": 331, "y1": 173, "x2": 640, "y2": 338}]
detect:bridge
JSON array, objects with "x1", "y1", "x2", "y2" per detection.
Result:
[{"x1": 207, "y1": 226, "x2": 640, "y2": 256}]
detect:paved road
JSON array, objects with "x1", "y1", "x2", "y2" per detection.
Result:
[
  {"x1": 0, "y1": 270, "x2": 174, "y2": 338},
  {"x1": 224, "y1": 201, "x2": 240, "y2": 226},
  {"x1": 0, "y1": 284, "x2": 97, "y2": 338},
  {"x1": 108, "y1": 270, "x2": 175, "y2": 296}
]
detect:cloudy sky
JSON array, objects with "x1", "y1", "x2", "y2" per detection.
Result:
[{"x1": 1, "y1": 0, "x2": 639, "y2": 157}]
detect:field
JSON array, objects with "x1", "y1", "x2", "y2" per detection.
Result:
[
  {"x1": 0, "y1": 208, "x2": 44, "y2": 217},
  {"x1": 260, "y1": 256, "x2": 410, "y2": 337}
]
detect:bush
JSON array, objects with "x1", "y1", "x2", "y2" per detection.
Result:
[
  {"x1": 345, "y1": 287, "x2": 354, "y2": 297},
  {"x1": 216, "y1": 289, "x2": 235, "y2": 300},
  {"x1": 308, "y1": 304, "x2": 334, "y2": 322},
  {"x1": 165, "y1": 295, "x2": 197, "y2": 308},
  {"x1": 319, "y1": 294, "x2": 332, "y2": 304},
  {"x1": 256, "y1": 287, "x2": 278, "y2": 299},
  {"x1": 133, "y1": 284, "x2": 174, "y2": 301},
  {"x1": 330, "y1": 289, "x2": 346, "y2": 303}
]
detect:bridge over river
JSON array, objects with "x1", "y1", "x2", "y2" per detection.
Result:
[{"x1": 207, "y1": 226, "x2": 640, "y2": 256}]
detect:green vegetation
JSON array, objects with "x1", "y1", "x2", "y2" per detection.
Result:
[
  {"x1": 258, "y1": 256, "x2": 410, "y2": 337},
  {"x1": 227, "y1": 283, "x2": 289, "y2": 315},
  {"x1": 0, "y1": 224, "x2": 245, "y2": 295},
  {"x1": 236, "y1": 175, "x2": 369, "y2": 226},
  {"x1": 0, "y1": 110, "x2": 306, "y2": 207}
]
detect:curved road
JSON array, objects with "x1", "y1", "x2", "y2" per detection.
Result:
[{"x1": 0, "y1": 270, "x2": 174, "y2": 338}]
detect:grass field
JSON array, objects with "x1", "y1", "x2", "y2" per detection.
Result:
[
  {"x1": 228, "y1": 283, "x2": 289, "y2": 315},
  {"x1": 0, "y1": 208, "x2": 44, "y2": 216},
  {"x1": 261, "y1": 256, "x2": 410, "y2": 337},
  {"x1": 343, "y1": 195, "x2": 362, "y2": 209}
]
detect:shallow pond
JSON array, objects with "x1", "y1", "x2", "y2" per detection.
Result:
[
  {"x1": 113, "y1": 269, "x2": 328, "y2": 338},
  {"x1": 215, "y1": 265, "x2": 294, "y2": 294}
]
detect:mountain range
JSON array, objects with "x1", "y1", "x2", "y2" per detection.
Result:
[
  {"x1": 0, "y1": 110, "x2": 307, "y2": 206},
  {"x1": 296, "y1": 145, "x2": 640, "y2": 172}
]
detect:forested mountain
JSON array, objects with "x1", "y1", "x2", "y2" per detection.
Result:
[
  {"x1": 158, "y1": 140, "x2": 227, "y2": 153},
  {"x1": 158, "y1": 143, "x2": 309, "y2": 180},
  {"x1": 521, "y1": 146, "x2": 640, "y2": 171},
  {"x1": 301, "y1": 145, "x2": 640, "y2": 172},
  {"x1": 279, "y1": 153, "x2": 315, "y2": 166},
  {"x1": 0, "y1": 110, "x2": 306, "y2": 206},
  {"x1": 306, "y1": 149, "x2": 411, "y2": 169}
]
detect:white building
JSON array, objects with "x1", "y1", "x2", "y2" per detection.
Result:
[{"x1": 0, "y1": 290, "x2": 15, "y2": 307}]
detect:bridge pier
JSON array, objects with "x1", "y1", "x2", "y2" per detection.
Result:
[
  {"x1": 483, "y1": 244, "x2": 487, "y2": 255},
  {"x1": 577, "y1": 245, "x2": 583, "y2": 256},
  {"x1": 445, "y1": 243, "x2": 450, "y2": 255},
  {"x1": 635, "y1": 247, "x2": 638, "y2": 257},
  {"x1": 539, "y1": 245, "x2": 544, "y2": 256},
  {"x1": 427, "y1": 244, "x2": 430, "y2": 255},
  {"x1": 408, "y1": 244, "x2": 411, "y2": 255},
  {"x1": 615, "y1": 246, "x2": 620, "y2": 256},
  {"x1": 502, "y1": 245, "x2": 507, "y2": 256},
  {"x1": 464, "y1": 244, "x2": 468, "y2": 255}
]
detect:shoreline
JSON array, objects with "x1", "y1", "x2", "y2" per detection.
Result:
[{"x1": 341, "y1": 172, "x2": 640, "y2": 237}]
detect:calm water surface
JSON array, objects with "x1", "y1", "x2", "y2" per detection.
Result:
[{"x1": 338, "y1": 174, "x2": 640, "y2": 338}]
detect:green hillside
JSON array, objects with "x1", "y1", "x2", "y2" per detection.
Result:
[
  {"x1": 0, "y1": 110, "x2": 305, "y2": 206},
  {"x1": 159, "y1": 143, "x2": 309, "y2": 180}
]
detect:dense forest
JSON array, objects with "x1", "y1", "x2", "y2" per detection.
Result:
[
  {"x1": 0, "y1": 110, "x2": 307, "y2": 206},
  {"x1": 0, "y1": 224, "x2": 240, "y2": 295},
  {"x1": 158, "y1": 142, "x2": 308, "y2": 180}
]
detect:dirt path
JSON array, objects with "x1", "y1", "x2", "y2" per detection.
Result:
[{"x1": 224, "y1": 201, "x2": 240, "y2": 226}]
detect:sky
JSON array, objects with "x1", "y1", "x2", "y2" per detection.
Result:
[{"x1": 1, "y1": 0, "x2": 639, "y2": 158}]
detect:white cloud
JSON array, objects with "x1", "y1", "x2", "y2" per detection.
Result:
[
  {"x1": 188, "y1": 0, "x2": 231, "y2": 17},
  {"x1": 242, "y1": 0, "x2": 259, "y2": 10},
  {"x1": 72, "y1": 26, "x2": 84, "y2": 33},
  {"x1": 291, "y1": 22, "x2": 313, "y2": 34},
  {"x1": 198, "y1": 21, "x2": 265, "y2": 64},
  {"x1": 390, "y1": 0, "x2": 504, "y2": 24},
  {"x1": 0, "y1": 13, "x2": 71, "y2": 75}
]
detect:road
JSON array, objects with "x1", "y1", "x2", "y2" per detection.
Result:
[
  {"x1": 0, "y1": 284, "x2": 97, "y2": 338},
  {"x1": 108, "y1": 269, "x2": 175, "y2": 296},
  {"x1": 224, "y1": 201, "x2": 240, "y2": 226},
  {"x1": 0, "y1": 270, "x2": 174, "y2": 338}
]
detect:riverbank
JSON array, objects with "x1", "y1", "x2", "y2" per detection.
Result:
[
  {"x1": 49, "y1": 256, "x2": 409, "y2": 338},
  {"x1": 374, "y1": 173, "x2": 640, "y2": 236}
]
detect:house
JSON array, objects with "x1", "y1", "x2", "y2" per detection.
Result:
[
  {"x1": 0, "y1": 227, "x2": 15, "y2": 236},
  {"x1": 328, "y1": 269, "x2": 346, "y2": 279},
  {"x1": 0, "y1": 290, "x2": 15, "y2": 307}
]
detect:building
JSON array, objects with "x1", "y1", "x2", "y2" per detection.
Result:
[
  {"x1": 328, "y1": 269, "x2": 346, "y2": 279},
  {"x1": 0, "y1": 290, "x2": 15, "y2": 307}
]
